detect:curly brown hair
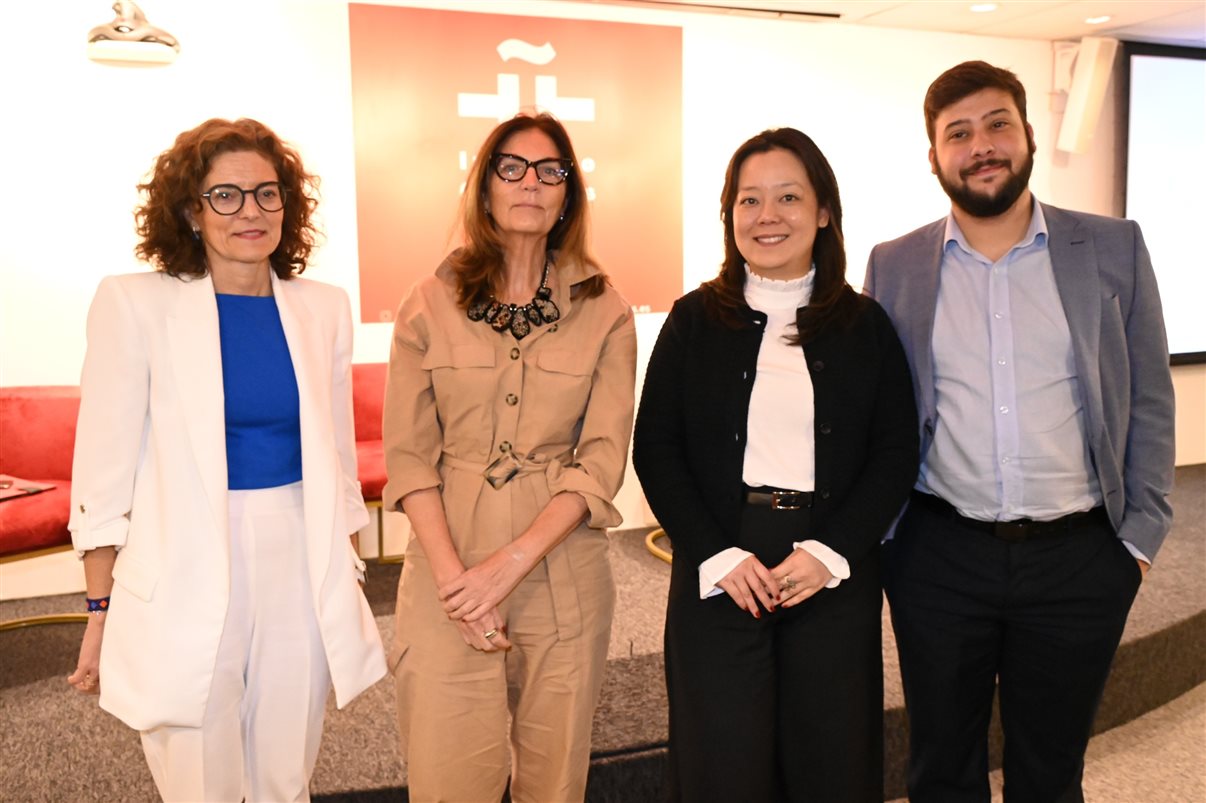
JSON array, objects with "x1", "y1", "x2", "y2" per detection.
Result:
[
  {"x1": 450, "y1": 112, "x2": 606, "y2": 308},
  {"x1": 134, "y1": 118, "x2": 319, "y2": 279}
]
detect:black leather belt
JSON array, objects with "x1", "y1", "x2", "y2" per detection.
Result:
[
  {"x1": 910, "y1": 491, "x2": 1107, "y2": 543},
  {"x1": 744, "y1": 486, "x2": 814, "y2": 511}
]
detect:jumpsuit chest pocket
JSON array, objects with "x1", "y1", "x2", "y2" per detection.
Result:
[
  {"x1": 536, "y1": 348, "x2": 595, "y2": 417},
  {"x1": 423, "y1": 343, "x2": 496, "y2": 433}
]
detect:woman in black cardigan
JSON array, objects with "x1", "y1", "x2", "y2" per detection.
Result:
[{"x1": 633, "y1": 128, "x2": 918, "y2": 802}]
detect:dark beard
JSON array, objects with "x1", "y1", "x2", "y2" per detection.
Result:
[{"x1": 936, "y1": 152, "x2": 1034, "y2": 218}]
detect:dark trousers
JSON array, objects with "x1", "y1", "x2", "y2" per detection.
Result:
[
  {"x1": 665, "y1": 503, "x2": 884, "y2": 803},
  {"x1": 884, "y1": 498, "x2": 1142, "y2": 803}
]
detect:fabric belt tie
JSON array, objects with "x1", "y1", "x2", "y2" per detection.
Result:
[
  {"x1": 440, "y1": 452, "x2": 550, "y2": 479},
  {"x1": 910, "y1": 490, "x2": 1107, "y2": 543},
  {"x1": 744, "y1": 485, "x2": 814, "y2": 511},
  {"x1": 440, "y1": 450, "x2": 583, "y2": 640}
]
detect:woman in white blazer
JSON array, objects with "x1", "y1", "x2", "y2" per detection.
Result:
[{"x1": 66, "y1": 118, "x2": 385, "y2": 802}]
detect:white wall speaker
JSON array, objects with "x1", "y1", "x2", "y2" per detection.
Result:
[{"x1": 1056, "y1": 36, "x2": 1120, "y2": 154}]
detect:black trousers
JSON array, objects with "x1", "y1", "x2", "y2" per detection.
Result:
[
  {"x1": 664, "y1": 503, "x2": 884, "y2": 803},
  {"x1": 884, "y1": 498, "x2": 1142, "y2": 803}
]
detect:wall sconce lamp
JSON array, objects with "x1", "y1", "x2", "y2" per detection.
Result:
[{"x1": 87, "y1": 1, "x2": 180, "y2": 65}]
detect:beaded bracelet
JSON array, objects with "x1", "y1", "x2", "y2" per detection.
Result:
[{"x1": 86, "y1": 596, "x2": 110, "y2": 614}]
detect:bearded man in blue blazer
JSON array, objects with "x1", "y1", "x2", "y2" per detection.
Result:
[{"x1": 864, "y1": 61, "x2": 1175, "y2": 803}]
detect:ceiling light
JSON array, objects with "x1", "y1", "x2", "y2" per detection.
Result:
[
  {"x1": 1085, "y1": 15, "x2": 1112, "y2": 25},
  {"x1": 970, "y1": 3, "x2": 998, "y2": 12}
]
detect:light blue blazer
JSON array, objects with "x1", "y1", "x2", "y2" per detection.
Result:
[{"x1": 864, "y1": 202, "x2": 1175, "y2": 560}]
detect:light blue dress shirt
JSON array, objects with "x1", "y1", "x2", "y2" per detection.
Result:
[{"x1": 920, "y1": 202, "x2": 1104, "y2": 524}]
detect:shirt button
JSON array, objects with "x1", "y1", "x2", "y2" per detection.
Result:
[
  {"x1": 506, "y1": 393, "x2": 518, "y2": 406},
  {"x1": 819, "y1": 490, "x2": 830, "y2": 500},
  {"x1": 997, "y1": 359, "x2": 1006, "y2": 365},
  {"x1": 499, "y1": 441, "x2": 512, "y2": 452},
  {"x1": 811, "y1": 360, "x2": 825, "y2": 371},
  {"x1": 819, "y1": 423, "x2": 832, "y2": 435},
  {"x1": 999, "y1": 406, "x2": 1009, "y2": 414},
  {"x1": 1001, "y1": 456, "x2": 1010, "y2": 464},
  {"x1": 510, "y1": 347, "x2": 520, "y2": 360},
  {"x1": 993, "y1": 312, "x2": 1003, "y2": 319}
]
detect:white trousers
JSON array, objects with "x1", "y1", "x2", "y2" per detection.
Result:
[{"x1": 140, "y1": 482, "x2": 331, "y2": 803}]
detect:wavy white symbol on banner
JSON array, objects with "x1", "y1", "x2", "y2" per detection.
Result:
[{"x1": 497, "y1": 39, "x2": 556, "y2": 64}]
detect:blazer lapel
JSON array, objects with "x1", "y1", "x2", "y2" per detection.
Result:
[
  {"x1": 272, "y1": 274, "x2": 336, "y2": 593},
  {"x1": 165, "y1": 274, "x2": 229, "y2": 537},
  {"x1": 1044, "y1": 204, "x2": 1104, "y2": 435}
]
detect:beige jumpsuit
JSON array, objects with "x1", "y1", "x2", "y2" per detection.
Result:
[{"x1": 382, "y1": 253, "x2": 636, "y2": 803}]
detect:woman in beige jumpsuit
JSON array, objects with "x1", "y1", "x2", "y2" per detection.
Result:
[{"x1": 382, "y1": 113, "x2": 636, "y2": 802}]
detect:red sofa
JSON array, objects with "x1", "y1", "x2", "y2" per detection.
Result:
[
  {"x1": 351, "y1": 363, "x2": 387, "y2": 506},
  {"x1": 0, "y1": 366, "x2": 391, "y2": 563},
  {"x1": 0, "y1": 386, "x2": 80, "y2": 560}
]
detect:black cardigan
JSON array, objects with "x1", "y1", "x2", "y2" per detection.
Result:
[{"x1": 633, "y1": 286, "x2": 919, "y2": 572}]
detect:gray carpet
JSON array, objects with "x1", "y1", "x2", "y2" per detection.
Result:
[
  {"x1": 1, "y1": 465, "x2": 1201, "y2": 801},
  {"x1": 0, "y1": 528, "x2": 672, "y2": 802}
]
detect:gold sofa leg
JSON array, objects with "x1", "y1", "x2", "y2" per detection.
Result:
[{"x1": 370, "y1": 501, "x2": 406, "y2": 565}]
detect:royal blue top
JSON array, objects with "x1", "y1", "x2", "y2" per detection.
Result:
[{"x1": 215, "y1": 293, "x2": 303, "y2": 490}]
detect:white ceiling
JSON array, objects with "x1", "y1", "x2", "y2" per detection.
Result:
[{"x1": 619, "y1": 1, "x2": 1206, "y2": 47}]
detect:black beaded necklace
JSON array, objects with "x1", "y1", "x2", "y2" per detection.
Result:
[{"x1": 466, "y1": 260, "x2": 561, "y2": 340}]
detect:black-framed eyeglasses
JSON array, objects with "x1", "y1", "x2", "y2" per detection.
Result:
[
  {"x1": 200, "y1": 182, "x2": 287, "y2": 215},
  {"x1": 492, "y1": 153, "x2": 573, "y2": 186}
]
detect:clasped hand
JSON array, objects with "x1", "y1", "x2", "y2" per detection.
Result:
[
  {"x1": 718, "y1": 548, "x2": 834, "y2": 617},
  {"x1": 439, "y1": 548, "x2": 528, "y2": 652}
]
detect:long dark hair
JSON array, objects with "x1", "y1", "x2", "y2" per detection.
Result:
[
  {"x1": 702, "y1": 127, "x2": 858, "y2": 344},
  {"x1": 450, "y1": 112, "x2": 605, "y2": 308}
]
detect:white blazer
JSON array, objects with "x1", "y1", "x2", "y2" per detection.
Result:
[{"x1": 69, "y1": 270, "x2": 386, "y2": 731}]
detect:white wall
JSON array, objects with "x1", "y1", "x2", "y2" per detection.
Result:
[{"x1": 1, "y1": 0, "x2": 1200, "y2": 435}]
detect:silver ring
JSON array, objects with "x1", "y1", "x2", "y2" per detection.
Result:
[{"x1": 483, "y1": 629, "x2": 499, "y2": 640}]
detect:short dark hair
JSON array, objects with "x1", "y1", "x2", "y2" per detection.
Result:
[
  {"x1": 924, "y1": 61, "x2": 1028, "y2": 145},
  {"x1": 701, "y1": 127, "x2": 856, "y2": 343},
  {"x1": 134, "y1": 118, "x2": 319, "y2": 279},
  {"x1": 450, "y1": 112, "x2": 605, "y2": 308}
]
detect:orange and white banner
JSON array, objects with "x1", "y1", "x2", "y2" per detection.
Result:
[{"x1": 349, "y1": 4, "x2": 683, "y2": 322}]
